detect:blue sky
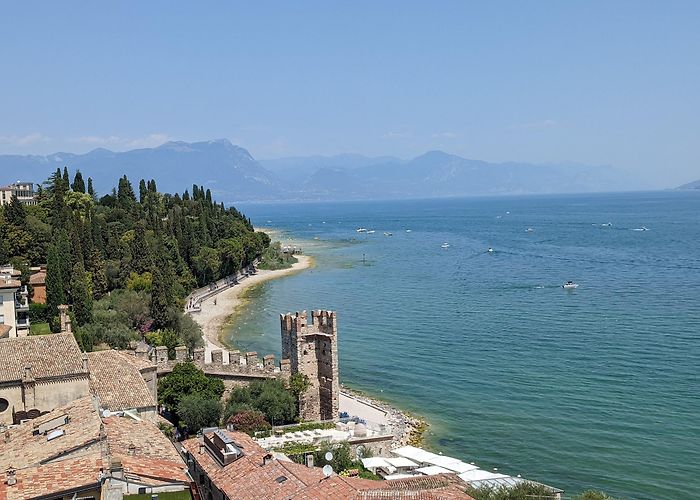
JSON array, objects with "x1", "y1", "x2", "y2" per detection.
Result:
[{"x1": 1, "y1": 1, "x2": 698, "y2": 186}]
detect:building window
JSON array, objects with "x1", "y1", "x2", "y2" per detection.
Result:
[{"x1": 0, "y1": 314, "x2": 4, "y2": 324}]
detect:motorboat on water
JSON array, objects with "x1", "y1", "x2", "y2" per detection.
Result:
[
  {"x1": 356, "y1": 228, "x2": 367, "y2": 233},
  {"x1": 487, "y1": 247, "x2": 494, "y2": 253},
  {"x1": 441, "y1": 243, "x2": 450, "y2": 249},
  {"x1": 562, "y1": 281, "x2": 579, "y2": 289},
  {"x1": 526, "y1": 227, "x2": 534, "y2": 232},
  {"x1": 384, "y1": 232, "x2": 393, "y2": 236},
  {"x1": 367, "y1": 230, "x2": 376, "y2": 234},
  {"x1": 406, "y1": 229, "x2": 412, "y2": 233}
]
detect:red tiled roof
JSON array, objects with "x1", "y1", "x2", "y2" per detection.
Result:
[
  {"x1": 1, "y1": 455, "x2": 105, "y2": 500},
  {"x1": 0, "y1": 278, "x2": 20, "y2": 290},
  {"x1": 103, "y1": 416, "x2": 182, "y2": 463},
  {"x1": 28, "y1": 271, "x2": 46, "y2": 285},
  {"x1": 0, "y1": 396, "x2": 188, "y2": 500},
  {"x1": 0, "y1": 397, "x2": 102, "y2": 471},
  {"x1": 182, "y1": 430, "x2": 473, "y2": 500},
  {"x1": 87, "y1": 350, "x2": 155, "y2": 411},
  {"x1": 0, "y1": 333, "x2": 88, "y2": 383},
  {"x1": 0, "y1": 325, "x2": 11, "y2": 338}
]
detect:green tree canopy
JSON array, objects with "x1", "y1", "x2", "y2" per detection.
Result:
[
  {"x1": 177, "y1": 394, "x2": 221, "y2": 432},
  {"x1": 158, "y1": 362, "x2": 224, "y2": 410}
]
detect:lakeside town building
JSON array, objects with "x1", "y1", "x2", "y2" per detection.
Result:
[
  {"x1": 0, "y1": 267, "x2": 30, "y2": 338},
  {"x1": 0, "y1": 396, "x2": 189, "y2": 499},
  {"x1": 0, "y1": 182, "x2": 36, "y2": 206},
  {"x1": 182, "y1": 428, "x2": 472, "y2": 499}
]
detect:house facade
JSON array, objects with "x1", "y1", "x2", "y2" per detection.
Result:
[{"x1": 0, "y1": 181, "x2": 36, "y2": 206}]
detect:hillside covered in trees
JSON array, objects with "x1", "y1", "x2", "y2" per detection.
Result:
[{"x1": 0, "y1": 167, "x2": 269, "y2": 351}]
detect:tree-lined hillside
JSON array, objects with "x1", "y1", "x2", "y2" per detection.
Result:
[{"x1": 0, "y1": 167, "x2": 269, "y2": 348}]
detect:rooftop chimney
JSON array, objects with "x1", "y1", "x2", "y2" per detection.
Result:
[
  {"x1": 263, "y1": 453, "x2": 273, "y2": 466},
  {"x1": 305, "y1": 454, "x2": 314, "y2": 468},
  {"x1": 6, "y1": 467, "x2": 16, "y2": 486}
]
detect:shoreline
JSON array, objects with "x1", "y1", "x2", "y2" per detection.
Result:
[
  {"x1": 188, "y1": 233, "x2": 426, "y2": 448},
  {"x1": 191, "y1": 253, "x2": 315, "y2": 353}
]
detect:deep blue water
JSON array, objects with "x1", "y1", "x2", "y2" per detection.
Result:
[{"x1": 227, "y1": 191, "x2": 700, "y2": 499}]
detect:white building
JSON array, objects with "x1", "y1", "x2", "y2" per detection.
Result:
[
  {"x1": 0, "y1": 181, "x2": 36, "y2": 206},
  {"x1": 0, "y1": 267, "x2": 30, "y2": 338}
]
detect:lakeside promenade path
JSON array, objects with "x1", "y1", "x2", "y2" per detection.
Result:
[{"x1": 185, "y1": 255, "x2": 313, "y2": 362}]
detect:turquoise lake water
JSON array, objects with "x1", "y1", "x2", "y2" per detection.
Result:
[{"x1": 227, "y1": 191, "x2": 699, "y2": 499}]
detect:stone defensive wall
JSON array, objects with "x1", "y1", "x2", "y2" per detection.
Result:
[{"x1": 143, "y1": 345, "x2": 290, "y2": 383}]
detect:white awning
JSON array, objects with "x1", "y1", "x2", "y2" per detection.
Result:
[
  {"x1": 415, "y1": 465, "x2": 451, "y2": 476},
  {"x1": 458, "y1": 469, "x2": 511, "y2": 482},
  {"x1": 384, "y1": 473, "x2": 420, "y2": 481},
  {"x1": 385, "y1": 457, "x2": 418, "y2": 468},
  {"x1": 424, "y1": 455, "x2": 478, "y2": 473},
  {"x1": 391, "y1": 445, "x2": 440, "y2": 463},
  {"x1": 361, "y1": 457, "x2": 390, "y2": 469}
]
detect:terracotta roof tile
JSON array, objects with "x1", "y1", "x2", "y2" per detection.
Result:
[
  {"x1": 28, "y1": 271, "x2": 46, "y2": 285},
  {"x1": 2, "y1": 455, "x2": 105, "y2": 500},
  {"x1": 0, "y1": 278, "x2": 20, "y2": 289},
  {"x1": 0, "y1": 325, "x2": 11, "y2": 338},
  {"x1": 0, "y1": 333, "x2": 88, "y2": 383},
  {"x1": 0, "y1": 397, "x2": 188, "y2": 499},
  {"x1": 0, "y1": 397, "x2": 102, "y2": 471},
  {"x1": 87, "y1": 350, "x2": 155, "y2": 411},
  {"x1": 103, "y1": 416, "x2": 182, "y2": 463},
  {"x1": 182, "y1": 430, "x2": 473, "y2": 500},
  {"x1": 115, "y1": 349, "x2": 156, "y2": 371}
]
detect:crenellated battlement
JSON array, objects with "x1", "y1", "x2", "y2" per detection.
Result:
[
  {"x1": 147, "y1": 345, "x2": 287, "y2": 380},
  {"x1": 280, "y1": 309, "x2": 339, "y2": 421}
]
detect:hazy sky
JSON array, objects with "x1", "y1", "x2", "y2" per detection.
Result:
[{"x1": 1, "y1": 1, "x2": 698, "y2": 187}]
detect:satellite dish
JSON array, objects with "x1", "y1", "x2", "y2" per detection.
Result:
[
  {"x1": 325, "y1": 452, "x2": 333, "y2": 461},
  {"x1": 322, "y1": 465, "x2": 333, "y2": 477},
  {"x1": 102, "y1": 409, "x2": 111, "y2": 418}
]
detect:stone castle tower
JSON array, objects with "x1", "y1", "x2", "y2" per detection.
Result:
[{"x1": 280, "y1": 310, "x2": 339, "y2": 421}]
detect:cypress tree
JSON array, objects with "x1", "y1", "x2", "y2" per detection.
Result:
[
  {"x1": 87, "y1": 177, "x2": 95, "y2": 198},
  {"x1": 70, "y1": 261, "x2": 92, "y2": 326},
  {"x1": 150, "y1": 265, "x2": 172, "y2": 330},
  {"x1": 62, "y1": 167, "x2": 70, "y2": 188},
  {"x1": 139, "y1": 179, "x2": 147, "y2": 204},
  {"x1": 72, "y1": 171, "x2": 86, "y2": 193},
  {"x1": 55, "y1": 229, "x2": 73, "y2": 293},
  {"x1": 46, "y1": 243, "x2": 66, "y2": 320},
  {"x1": 90, "y1": 248, "x2": 108, "y2": 299}
]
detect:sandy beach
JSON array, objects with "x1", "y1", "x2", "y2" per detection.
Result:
[{"x1": 190, "y1": 254, "x2": 314, "y2": 356}]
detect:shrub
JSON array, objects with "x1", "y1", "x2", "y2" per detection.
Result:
[{"x1": 227, "y1": 410, "x2": 271, "y2": 435}]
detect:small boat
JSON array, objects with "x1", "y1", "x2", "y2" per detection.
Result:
[
  {"x1": 601, "y1": 222, "x2": 612, "y2": 227},
  {"x1": 356, "y1": 228, "x2": 367, "y2": 233},
  {"x1": 562, "y1": 281, "x2": 579, "y2": 290},
  {"x1": 383, "y1": 232, "x2": 393, "y2": 236},
  {"x1": 487, "y1": 247, "x2": 494, "y2": 253},
  {"x1": 526, "y1": 227, "x2": 534, "y2": 233},
  {"x1": 441, "y1": 243, "x2": 450, "y2": 249},
  {"x1": 367, "y1": 230, "x2": 376, "y2": 234},
  {"x1": 406, "y1": 229, "x2": 412, "y2": 233}
]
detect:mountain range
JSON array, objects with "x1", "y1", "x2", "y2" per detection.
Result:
[
  {"x1": 677, "y1": 179, "x2": 700, "y2": 190},
  {"x1": 2, "y1": 139, "x2": 643, "y2": 203}
]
